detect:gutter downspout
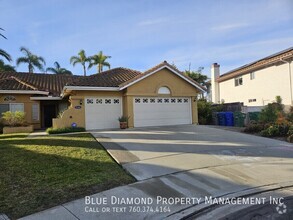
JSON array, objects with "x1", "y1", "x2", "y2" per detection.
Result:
[{"x1": 280, "y1": 58, "x2": 293, "y2": 105}]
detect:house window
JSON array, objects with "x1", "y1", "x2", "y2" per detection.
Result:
[
  {"x1": 105, "y1": 99, "x2": 111, "y2": 104},
  {"x1": 177, "y1": 98, "x2": 182, "y2": 103},
  {"x1": 0, "y1": 103, "x2": 24, "y2": 115},
  {"x1": 113, "y1": 99, "x2": 119, "y2": 104},
  {"x1": 10, "y1": 103, "x2": 24, "y2": 112},
  {"x1": 250, "y1": 72, "x2": 255, "y2": 80},
  {"x1": 150, "y1": 98, "x2": 155, "y2": 103},
  {"x1": 0, "y1": 104, "x2": 9, "y2": 116},
  {"x1": 135, "y1": 98, "x2": 141, "y2": 103},
  {"x1": 235, "y1": 77, "x2": 243, "y2": 86},
  {"x1": 157, "y1": 98, "x2": 163, "y2": 103},
  {"x1": 164, "y1": 98, "x2": 169, "y2": 103},
  {"x1": 143, "y1": 98, "x2": 148, "y2": 103},
  {"x1": 171, "y1": 98, "x2": 176, "y2": 103},
  {"x1": 184, "y1": 98, "x2": 189, "y2": 103},
  {"x1": 32, "y1": 104, "x2": 39, "y2": 121},
  {"x1": 158, "y1": 86, "x2": 171, "y2": 95},
  {"x1": 248, "y1": 99, "x2": 257, "y2": 103},
  {"x1": 3, "y1": 95, "x2": 16, "y2": 101}
]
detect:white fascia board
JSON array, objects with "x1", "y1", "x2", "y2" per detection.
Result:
[
  {"x1": 30, "y1": 97, "x2": 63, "y2": 101},
  {"x1": 63, "y1": 86, "x2": 120, "y2": 91},
  {"x1": 119, "y1": 65, "x2": 206, "y2": 93},
  {"x1": 0, "y1": 90, "x2": 49, "y2": 95}
]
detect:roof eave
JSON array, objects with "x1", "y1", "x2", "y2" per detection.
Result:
[
  {"x1": 119, "y1": 65, "x2": 206, "y2": 93},
  {"x1": 0, "y1": 90, "x2": 49, "y2": 95}
]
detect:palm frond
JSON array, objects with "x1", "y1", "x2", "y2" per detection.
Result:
[
  {"x1": 19, "y1": 47, "x2": 32, "y2": 56},
  {"x1": 16, "y1": 57, "x2": 29, "y2": 66},
  {"x1": 46, "y1": 67, "x2": 58, "y2": 74},
  {"x1": 0, "y1": 49, "x2": 12, "y2": 62}
]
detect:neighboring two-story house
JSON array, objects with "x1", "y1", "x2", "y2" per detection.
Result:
[{"x1": 210, "y1": 47, "x2": 293, "y2": 107}]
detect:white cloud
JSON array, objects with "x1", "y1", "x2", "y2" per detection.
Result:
[
  {"x1": 211, "y1": 22, "x2": 250, "y2": 31},
  {"x1": 137, "y1": 18, "x2": 168, "y2": 26}
]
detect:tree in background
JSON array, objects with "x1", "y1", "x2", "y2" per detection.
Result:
[
  {"x1": 46, "y1": 61, "x2": 72, "y2": 75},
  {"x1": 16, "y1": 47, "x2": 46, "y2": 73},
  {"x1": 184, "y1": 67, "x2": 208, "y2": 86},
  {"x1": 88, "y1": 51, "x2": 111, "y2": 73},
  {"x1": 70, "y1": 50, "x2": 91, "y2": 76},
  {"x1": 0, "y1": 60, "x2": 16, "y2": 72},
  {"x1": 0, "y1": 28, "x2": 12, "y2": 62}
]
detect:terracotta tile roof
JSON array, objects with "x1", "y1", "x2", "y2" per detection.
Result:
[
  {"x1": 68, "y1": 67, "x2": 142, "y2": 87},
  {"x1": 0, "y1": 61, "x2": 205, "y2": 96},
  {"x1": 0, "y1": 77, "x2": 35, "y2": 91},
  {"x1": 0, "y1": 72, "x2": 78, "y2": 96}
]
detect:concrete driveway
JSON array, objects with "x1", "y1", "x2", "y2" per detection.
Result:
[
  {"x1": 91, "y1": 125, "x2": 293, "y2": 181},
  {"x1": 22, "y1": 125, "x2": 293, "y2": 220}
]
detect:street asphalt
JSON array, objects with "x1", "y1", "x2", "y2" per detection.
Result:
[{"x1": 20, "y1": 125, "x2": 293, "y2": 220}]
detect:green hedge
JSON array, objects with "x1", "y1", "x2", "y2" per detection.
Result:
[{"x1": 46, "y1": 127, "x2": 86, "y2": 134}]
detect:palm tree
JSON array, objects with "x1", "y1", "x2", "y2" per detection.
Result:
[
  {"x1": 0, "y1": 28, "x2": 12, "y2": 62},
  {"x1": 0, "y1": 60, "x2": 15, "y2": 72},
  {"x1": 70, "y1": 50, "x2": 90, "y2": 76},
  {"x1": 46, "y1": 61, "x2": 72, "y2": 75},
  {"x1": 16, "y1": 47, "x2": 46, "y2": 73},
  {"x1": 89, "y1": 51, "x2": 111, "y2": 73}
]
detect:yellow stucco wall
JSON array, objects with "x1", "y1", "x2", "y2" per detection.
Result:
[
  {"x1": 125, "y1": 68, "x2": 199, "y2": 126},
  {"x1": 54, "y1": 68, "x2": 199, "y2": 129},
  {"x1": 53, "y1": 91, "x2": 123, "y2": 129},
  {"x1": 126, "y1": 68, "x2": 198, "y2": 96},
  {"x1": 0, "y1": 94, "x2": 41, "y2": 129}
]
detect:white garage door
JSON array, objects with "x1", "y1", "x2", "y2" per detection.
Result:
[
  {"x1": 85, "y1": 97, "x2": 122, "y2": 130},
  {"x1": 134, "y1": 97, "x2": 192, "y2": 127}
]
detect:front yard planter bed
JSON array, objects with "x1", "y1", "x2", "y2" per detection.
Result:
[{"x1": 3, "y1": 125, "x2": 33, "y2": 134}]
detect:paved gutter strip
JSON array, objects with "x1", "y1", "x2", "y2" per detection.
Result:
[{"x1": 165, "y1": 182, "x2": 293, "y2": 220}]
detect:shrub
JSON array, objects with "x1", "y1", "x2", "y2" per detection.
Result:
[
  {"x1": 260, "y1": 124, "x2": 290, "y2": 137},
  {"x1": 197, "y1": 99, "x2": 213, "y2": 125},
  {"x1": 46, "y1": 127, "x2": 85, "y2": 134},
  {"x1": 286, "y1": 106, "x2": 293, "y2": 123},
  {"x1": 118, "y1": 116, "x2": 130, "y2": 122},
  {"x1": 259, "y1": 103, "x2": 278, "y2": 124},
  {"x1": 244, "y1": 123, "x2": 264, "y2": 133},
  {"x1": 259, "y1": 96, "x2": 285, "y2": 124},
  {"x1": 2, "y1": 111, "x2": 26, "y2": 127}
]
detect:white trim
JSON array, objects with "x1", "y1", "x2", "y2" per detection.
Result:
[
  {"x1": 119, "y1": 65, "x2": 206, "y2": 92},
  {"x1": 0, "y1": 90, "x2": 49, "y2": 95},
  {"x1": 30, "y1": 97, "x2": 62, "y2": 101},
  {"x1": 63, "y1": 86, "x2": 120, "y2": 92}
]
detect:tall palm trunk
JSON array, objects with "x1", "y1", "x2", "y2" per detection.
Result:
[{"x1": 83, "y1": 64, "x2": 86, "y2": 76}]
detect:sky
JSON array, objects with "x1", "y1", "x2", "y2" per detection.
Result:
[{"x1": 0, "y1": 0, "x2": 293, "y2": 77}]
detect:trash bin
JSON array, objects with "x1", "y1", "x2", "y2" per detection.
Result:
[
  {"x1": 225, "y1": 112, "x2": 234, "y2": 126},
  {"x1": 217, "y1": 112, "x2": 226, "y2": 126},
  {"x1": 248, "y1": 112, "x2": 260, "y2": 122},
  {"x1": 234, "y1": 112, "x2": 246, "y2": 127},
  {"x1": 212, "y1": 112, "x2": 219, "y2": 125}
]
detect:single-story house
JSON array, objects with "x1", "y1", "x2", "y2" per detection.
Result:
[
  {"x1": 209, "y1": 47, "x2": 293, "y2": 107},
  {"x1": 0, "y1": 61, "x2": 205, "y2": 130}
]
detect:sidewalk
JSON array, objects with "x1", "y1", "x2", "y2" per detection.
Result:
[{"x1": 19, "y1": 160, "x2": 293, "y2": 220}]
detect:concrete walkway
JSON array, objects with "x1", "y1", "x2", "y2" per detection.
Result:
[{"x1": 20, "y1": 125, "x2": 293, "y2": 219}]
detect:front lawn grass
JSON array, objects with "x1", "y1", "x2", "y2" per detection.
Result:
[{"x1": 0, "y1": 133, "x2": 135, "y2": 219}]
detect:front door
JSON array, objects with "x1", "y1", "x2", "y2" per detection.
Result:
[{"x1": 43, "y1": 104, "x2": 57, "y2": 128}]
